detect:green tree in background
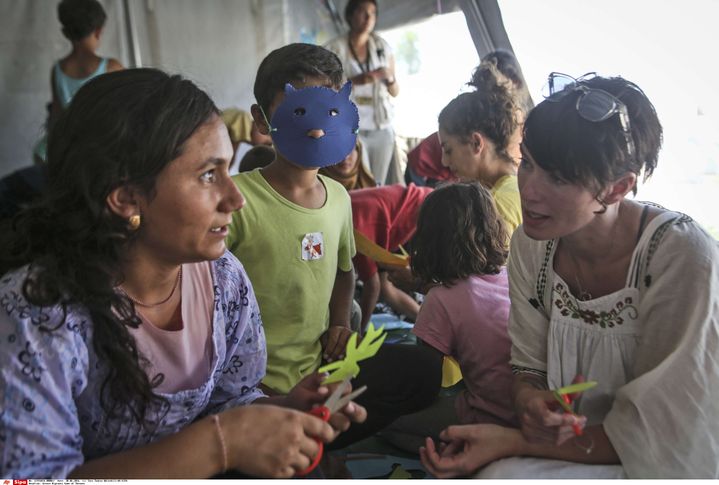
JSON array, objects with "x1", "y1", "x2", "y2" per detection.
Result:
[{"x1": 396, "y1": 31, "x2": 420, "y2": 75}]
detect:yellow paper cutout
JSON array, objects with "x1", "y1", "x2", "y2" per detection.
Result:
[
  {"x1": 354, "y1": 230, "x2": 409, "y2": 268},
  {"x1": 441, "y1": 355, "x2": 463, "y2": 388},
  {"x1": 319, "y1": 323, "x2": 387, "y2": 384},
  {"x1": 388, "y1": 464, "x2": 412, "y2": 479}
]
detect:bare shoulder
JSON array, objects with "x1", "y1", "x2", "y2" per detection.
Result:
[{"x1": 107, "y1": 58, "x2": 124, "y2": 72}]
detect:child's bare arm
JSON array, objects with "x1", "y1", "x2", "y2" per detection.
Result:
[
  {"x1": 107, "y1": 58, "x2": 125, "y2": 72},
  {"x1": 322, "y1": 267, "x2": 356, "y2": 361},
  {"x1": 379, "y1": 272, "x2": 419, "y2": 321},
  {"x1": 359, "y1": 272, "x2": 380, "y2": 331}
]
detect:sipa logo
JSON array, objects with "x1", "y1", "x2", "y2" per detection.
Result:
[{"x1": 13, "y1": 480, "x2": 28, "y2": 485}]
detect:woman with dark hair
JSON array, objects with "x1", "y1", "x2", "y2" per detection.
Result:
[
  {"x1": 419, "y1": 74, "x2": 719, "y2": 478},
  {"x1": 0, "y1": 68, "x2": 364, "y2": 478},
  {"x1": 324, "y1": 0, "x2": 399, "y2": 184}
]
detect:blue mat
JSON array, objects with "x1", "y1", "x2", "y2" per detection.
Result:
[{"x1": 370, "y1": 313, "x2": 415, "y2": 330}]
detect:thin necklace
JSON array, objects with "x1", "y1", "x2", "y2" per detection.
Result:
[
  {"x1": 348, "y1": 38, "x2": 370, "y2": 74},
  {"x1": 567, "y1": 249, "x2": 593, "y2": 301},
  {"x1": 121, "y1": 267, "x2": 183, "y2": 308},
  {"x1": 564, "y1": 229, "x2": 618, "y2": 302},
  {"x1": 563, "y1": 204, "x2": 624, "y2": 302}
]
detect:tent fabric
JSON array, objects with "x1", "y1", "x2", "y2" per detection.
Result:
[
  {"x1": 0, "y1": 0, "x2": 504, "y2": 178},
  {"x1": 458, "y1": 0, "x2": 514, "y2": 58}
]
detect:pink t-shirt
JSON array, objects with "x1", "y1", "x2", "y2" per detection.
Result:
[
  {"x1": 131, "y1": 261, "x2": 215, "y2": 394},
  {"x1": 412, "y1": 270, "x2": 517, "y2": 426}
]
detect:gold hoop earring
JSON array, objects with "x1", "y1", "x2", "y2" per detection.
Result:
[{"x1": 128, "y1": 214, "x2": 141, "y2": 230}]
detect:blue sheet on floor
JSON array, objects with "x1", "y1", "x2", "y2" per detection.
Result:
[{"x1": 370, "y1": 313, "x2": 415, "y2": 330}]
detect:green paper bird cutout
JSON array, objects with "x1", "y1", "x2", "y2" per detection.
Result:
[{"x1": 319, "y1": 323, "x2": 387, "y2": 384}]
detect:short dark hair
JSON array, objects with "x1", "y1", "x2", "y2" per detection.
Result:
[
  {"x1": 1, "y1": 68, "x2": 218, "y2": 425},
  {"x1": 411, "y1": 182, "x2": 508, "y2": 286},
  {"x1": 239, "y1": 145, "x2": 275, "y2": 172},
  {"x1": 58, "y1": 0, "x2": 107, "y2": 41},
  {"x1": 344, "y1": 0, "x2": 377, "y2": 25},
  {"x1": 523, "y1": 75, "x2": 663, "y2": 194},
  {"x1": 439, "y1": 65, "x2": 520, "y2": 164},
  {"x1": 253, "y1": 43, "x2": 344, "y2": 115}
]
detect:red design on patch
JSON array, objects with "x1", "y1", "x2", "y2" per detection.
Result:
[{"x1": 301, "y1": 232, "x2": 325, "y2": 261}]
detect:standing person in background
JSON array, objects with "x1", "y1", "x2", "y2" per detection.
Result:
[
  {"x1": 325, "y1": 0, "x2": 399, "y2": 185},
  {"x1": 34, "y1": 0, "x2": 123, "y2": 164}
]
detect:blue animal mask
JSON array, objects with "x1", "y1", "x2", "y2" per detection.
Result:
[{"x1": 265, "y1": 82, "x2": 359, "y2": 168}]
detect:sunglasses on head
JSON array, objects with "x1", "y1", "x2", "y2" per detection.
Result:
[{"x1": 542, "y1": 72, "x2": 636, "y2": 159}]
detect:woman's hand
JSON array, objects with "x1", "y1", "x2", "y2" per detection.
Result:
[
  {"x1": 515, "y1": 387, "x2": 586, "y2": 446},
  {"x1": 325, "y1": 394, "x2": 368, "y2": 437},
  {"x1": 284, "y1": 373, "x2": 368, "y2": 437},
  {"x1": 284, "y1": 372, "x2": 331, "y2": 411},
  {"x1": 320, "y1": 325, "x2": 354, "y2": 362},
  {"x1": 221, "y1": 404, "x2": 334, "y2": 478},
  {"x1": 419, "y1": 424, "x2": 522, "y2": 478},
  {"x1": 351, "y1": 72, "x2": 374, "y2": 85},
  {"x1": 370, "y1": 67, "x2": 391, "y2": 82}
]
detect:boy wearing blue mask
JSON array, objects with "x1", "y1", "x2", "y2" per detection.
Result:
[
  {"x1": 227, "y1": 43, "x2": 439, "y2": 448},
  {"x1": 228, "y1": 43, "x2": 357, "y2": 395}
]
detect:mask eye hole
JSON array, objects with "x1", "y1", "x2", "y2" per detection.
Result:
[
  {"x1": 328, "y1": 108, "x2": 339, "y2": 117},
  {"x1": 294, "y1": 107, "x2": 306, "y2": 116}
]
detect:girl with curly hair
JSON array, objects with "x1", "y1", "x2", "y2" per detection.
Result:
[{"x1": 437, "y1": 62, "x2": 523, "y2": 235}]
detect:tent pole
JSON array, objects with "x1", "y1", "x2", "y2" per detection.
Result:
[{"x1": 121, "y1": 0, "x2": 143, "y2": 67}]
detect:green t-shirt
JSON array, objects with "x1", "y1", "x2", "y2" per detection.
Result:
[
  {"x1": 227, "y1": 169, "x2": 356, "y2": 393},
  {"x1": 491, "y1": 174, "x2": 522, "y2": 236}
]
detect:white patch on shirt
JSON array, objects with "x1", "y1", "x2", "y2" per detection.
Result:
[{"x1": 301, "y1": 232, "x2": 324, "y2": 261}]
